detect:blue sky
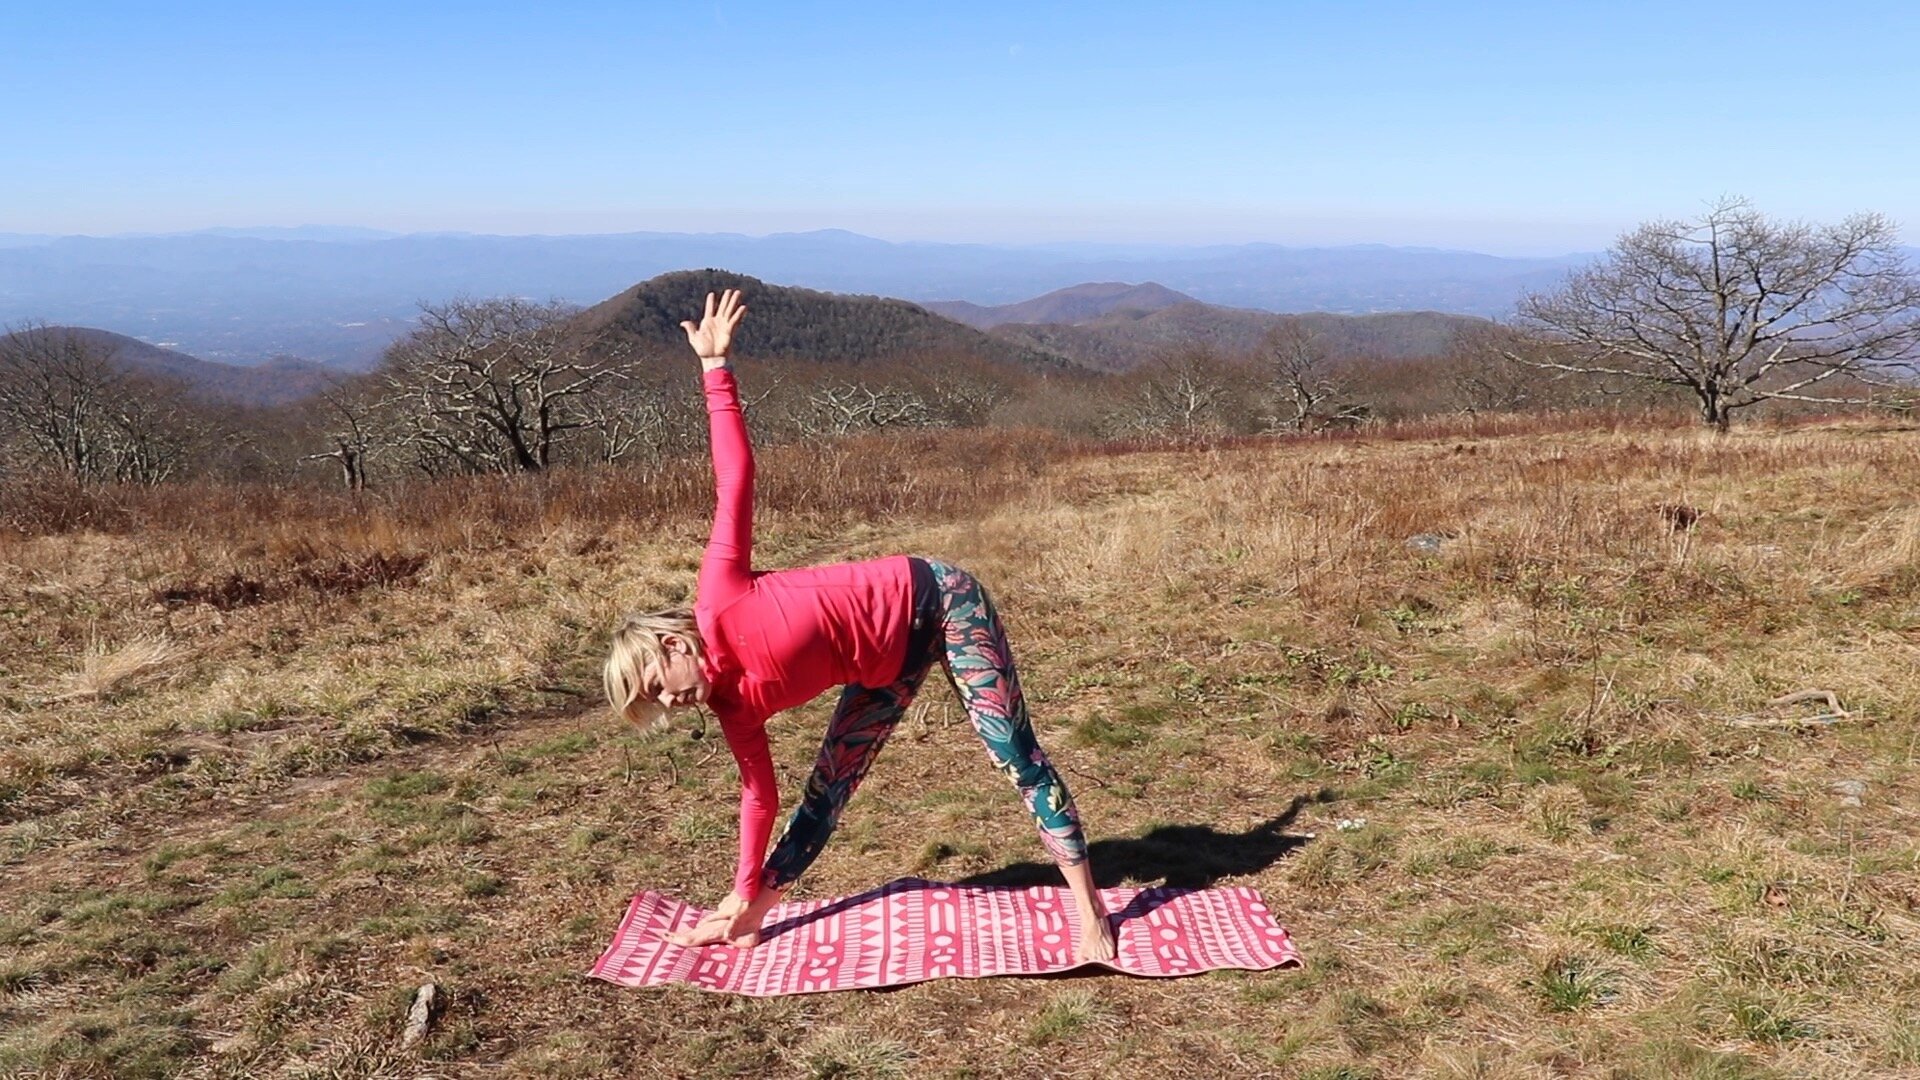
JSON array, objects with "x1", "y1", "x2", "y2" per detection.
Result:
[{"x1": 4, "y1": 1, "x2": 1916, "y2": 253}]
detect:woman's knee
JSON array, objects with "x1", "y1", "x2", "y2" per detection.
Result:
[
  {"x1": 930, "y1": 559, "x2": 984, "y2": 600},
  {"x1": 994, "y1": 744, "x2": 1057, "y2": 790}
]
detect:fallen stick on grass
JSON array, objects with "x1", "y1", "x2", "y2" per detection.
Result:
[{"x1": 1724, "y1": 689, "x2": 1851, "y2": 728}]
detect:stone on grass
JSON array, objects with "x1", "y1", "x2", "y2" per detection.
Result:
[{"x1": 402, "y1": 982, "x2": 442, "y2": 1049}]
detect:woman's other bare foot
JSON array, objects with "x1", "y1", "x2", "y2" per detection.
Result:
[
  {"x1": 665, "y1": 891, "x2": 774, "y2": 948},
  {"x1": 666, "y1": 910, "x2": 759, "y2": 947},
  {"x1": 666, "y1": 917, "x2": 762, "y2": 948},
  {"x1": 1058, "y1": 858, "x2": 1116, "y2": 964}
]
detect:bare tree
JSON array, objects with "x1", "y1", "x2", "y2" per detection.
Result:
[
  {"x1": 1108, "y1": 351, "x2": 1246, "y2": 435},
  {"x1": 1259, "y1": 323, "x2": 1368, "y2": 431},
  {"x1": 0, "y1": 323, "x2": 124, "y2": 479},
  {"x1": 584, "y1": 368, "x2": 706, "y2": 465},
  {"x1": 101, "y1": 386, "x2": 202, "y2": 484},
  {"x1": 1438, "y1": 324, "x2": 1539, "y2": 415},
  {"x1": 1513, "y1": 198, "x2": 1920, "y2": 431},
  {"x1": 0, "y1": 323, "x2": 203, "y2": 483},
  {"x1": 922, "y1": 370, "x2": 1011, "y2": 428},
  {"x1": 789, "y1": 380, "x2": 934, "y2": 436},
  {"x1": 378, "y1": 298, "x2": 621, "y2": 473},
  {"x1": 303, "y1": 377, "x2": 388, "y2": 490}
]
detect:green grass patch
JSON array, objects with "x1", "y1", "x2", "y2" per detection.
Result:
[
  {"x1": 461, "y1": 871, "x2": 507, "y2": 897},
  {"x1": 1584, "y1": 921, "x2": 1658, "y2": 960},
  {"x1": 1026, "y1": 987, "x2": 1115, "y2": 1044},
  {"x1": 792, "y1": 1028, "x2": 914, "y2": 1079},
  {"x1": 912, "y1": 838, "x2": 988, "y2": 874},
  {"x1": 527, "y1": 731, "x2": 598, "y2": 758},
  {"x1": 365, "y1": 768, "x2": 451, "y2": 802},
  {"x1": 1072, "y1": 714, "x2": 1151, "y2": 749},
  {"x1": 1402, "y1": 902, "x2": 1520, "y2": 962},
  {"x1": 668, "y1": 810, "x2": 730, "y2": 844},
  {"x1": 1531, "y1": 955, "x2": 1618, "y2": 1012},
  {"x1": 1727, "y1": 994, "x2": 1820, "y2": 1044}
]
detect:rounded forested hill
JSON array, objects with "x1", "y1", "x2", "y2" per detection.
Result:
[{"x1": 572, "y1": 269, "x2": 1074, "y2": 370}]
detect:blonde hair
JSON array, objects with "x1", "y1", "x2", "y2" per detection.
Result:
[{"x1": 603, "y1": 609, "x2": 706, "y2": 729}]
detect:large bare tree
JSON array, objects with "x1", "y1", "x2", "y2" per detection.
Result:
[
  {"x1": 1109, "y1": 351, "x2": 1242, "y2": 435},
  {"x1": 1513, "y1": 198, "x2": 1920, "y2": 431},
  {"x1": 1259, "y1": 323, "x2": 1367, "y2": 431},
  {"x1": 378, "y1": 298, "x2": 621, "y2": 474}
]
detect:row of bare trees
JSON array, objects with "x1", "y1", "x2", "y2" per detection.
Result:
[
  {"x1": 0, "y1": 325, "x2": 211, "y2": 485},
  {"x1": 289, "y1": 302, "x2": 1029, "y2": 488}
]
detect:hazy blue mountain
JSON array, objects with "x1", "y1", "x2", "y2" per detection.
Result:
[
  {"x1": 924, "y1": 282, "x2": 1197, "y2": 329},
  {"x1": 191, "y1": 225, "x2": 403, "y2": 242},
  {"x1": 0, "y1": 229, "x2": 1590, "y2": 367}
]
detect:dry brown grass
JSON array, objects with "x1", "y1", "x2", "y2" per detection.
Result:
[
  {"x1": 2, "y1": 411, "x2": 1919, "y2": 1078},
  {"x1": 44, "y1": 636, "x2": 188, "y2": 704}
]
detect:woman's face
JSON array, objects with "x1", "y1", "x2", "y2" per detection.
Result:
[{"x1": 643, "y1": 634, "x2": 710, "y2": 710}]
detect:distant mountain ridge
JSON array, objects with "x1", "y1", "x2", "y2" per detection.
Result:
[
  {"x1": 922, "y1": 282, "x2": 1196, "y2": 330},
  {"x1": 0, "y1": 229, "x2": 1590, "y2": 365}
]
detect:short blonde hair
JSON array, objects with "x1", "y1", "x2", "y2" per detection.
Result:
[{"x1": 604, "y1": 609, "x2": 706, "y2": 728}]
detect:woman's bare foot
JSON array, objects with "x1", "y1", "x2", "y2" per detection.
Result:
[{"x1": 1075, "y1": 907, "x2": 1117, "y2": 965}]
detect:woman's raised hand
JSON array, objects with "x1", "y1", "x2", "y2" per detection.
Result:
[{"x1": 680, "y1": 289, "x2": 748, "y2": 366}]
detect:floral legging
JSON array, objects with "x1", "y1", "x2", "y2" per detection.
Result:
[{"x1": 760, "y1": 560, "x2": 1087, "y2": 892}]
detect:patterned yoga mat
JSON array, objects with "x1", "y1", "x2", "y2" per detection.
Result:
[{"x1": 588, "y1": 877, "x2": 1300, "y2": 995}]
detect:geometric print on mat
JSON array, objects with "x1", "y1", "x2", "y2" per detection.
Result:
[{"x1": 588, "y1": 877, "x2": 1301, "y2": 995}]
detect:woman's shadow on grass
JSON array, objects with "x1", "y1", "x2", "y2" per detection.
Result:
[
  {"x1": 955, "y1": 788, "x2": 1334, "y2": 890},
  {"x1": 748, "y1": 790, "x2": 1333, "y2": 948}
]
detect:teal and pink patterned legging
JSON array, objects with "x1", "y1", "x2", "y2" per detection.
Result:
[{"x1": 760, "y1": 560, "x2": 1087, "y2": 892}]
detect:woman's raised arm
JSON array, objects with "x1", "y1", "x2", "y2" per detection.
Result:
[{"x1": 685, "y1": 290, "x2": 754, "y2": 602}]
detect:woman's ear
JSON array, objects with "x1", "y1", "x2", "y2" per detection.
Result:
[{"x1": 661, "y1": 633, "x2": 688, "y2": 656}]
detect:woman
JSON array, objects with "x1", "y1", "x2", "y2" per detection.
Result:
[{"x1": 604, "y1": 289, "x2": 1116, "y2": 964}]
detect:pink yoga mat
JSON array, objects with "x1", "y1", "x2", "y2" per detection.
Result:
[{"x1": 589, "y1": 878, "x2": 1300, "y2": 995}]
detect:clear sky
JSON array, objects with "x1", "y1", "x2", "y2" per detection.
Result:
[{"x1": 4, "y1": 1, "x2": 1916, "y2": 254}]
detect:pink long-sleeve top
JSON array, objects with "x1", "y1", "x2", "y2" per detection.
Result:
[{"x1": 693, "y1": 366, "x2": 915, "y2": 899}]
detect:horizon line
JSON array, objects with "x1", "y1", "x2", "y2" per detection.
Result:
[{"x1": 0, "y1": 224, "x2": 1604, "y2": 260}]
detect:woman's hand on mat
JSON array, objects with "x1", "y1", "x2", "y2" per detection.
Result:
[{"x1": 680, "y1": 288, "x2": 747, "y2": 368}]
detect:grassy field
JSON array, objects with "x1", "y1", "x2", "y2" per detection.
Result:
[{"x1": 4, "y1": 414, "x2": 1919, "y2": 1078}]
